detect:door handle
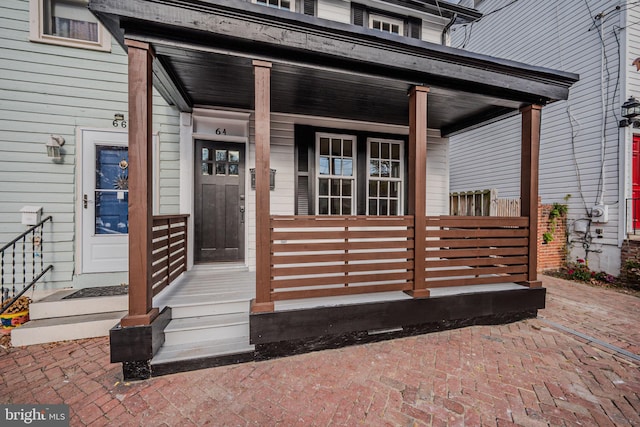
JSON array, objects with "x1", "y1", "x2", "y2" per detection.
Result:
[{"x1": 240, "y1": 206, "x2": 245, "y2": 223}]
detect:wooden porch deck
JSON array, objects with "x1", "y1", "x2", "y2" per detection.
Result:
[{"x1": 154, "y1": 264, "x2": 527, "y2": 313}]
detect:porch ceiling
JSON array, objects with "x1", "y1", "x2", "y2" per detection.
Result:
[{"x1": 89, "y1": 0, "x2": 578, "y2": 136}]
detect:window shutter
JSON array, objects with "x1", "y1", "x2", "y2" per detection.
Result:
[
  {"x1": 352, "y1": 4, "x2": 366, "y2": 27},
  {"x1": 295, "y1": 125, "x2": 314, "y2": 215},
  {"x1": 409, "y1": 18, "x2": 422, "y2": 39},
  {"x1": 303, "y1": 0, "x2": 316, "y2": 16}
]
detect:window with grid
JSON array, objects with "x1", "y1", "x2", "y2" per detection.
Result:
[
  {"x1": 317, "y1": 134, "x2": 356, "y2": 215},
  {"x1": 369, "y1": 14, "x2": 403, "y2": 35},
  {"x1": 29, "y1": 0, "x2": 111, "y2": 51},
  {"x1": 256, "y1": 0, "x2": 294, "y2": 11},
  {"x1": 367, "y1": 139, "x2": 403, "y2": 215}
]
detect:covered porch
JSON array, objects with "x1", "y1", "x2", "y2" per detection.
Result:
[{"x1": 88, "y1": 0, "x2": 578, "y2": 378}]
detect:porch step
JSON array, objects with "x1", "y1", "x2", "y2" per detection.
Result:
[
  {"x1": 29, "y1": 290, "x2": 127, "y2": 320},
  {"x1": 10, "y1": 311, "x2": 126, "y2": 347},
  {"x1": 169, "y1": 293, "x2": 251, "y2": 319},
  {"x1": 153, "y1": 335, "x2": 254, "y2": 365},
  {"x1": 163, "y1": 312, "x2": 250, "y2": 346}
]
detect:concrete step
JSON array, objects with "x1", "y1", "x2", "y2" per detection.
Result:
[
  {"x1": 163, "y1": 313, "x2": 250, "y2": 346},
  {"x1": 11, "y1": 311, "x2": 126, "y2": 347},
  {"x1": 29, "y1": 290, "x2": 127, "y2": 320},
  {"x1": 152, "y1": 335, "x2": 254, "y2": 365},
  {"x1": 169, "y1": 294, "x2": 251, "y2": 319}
]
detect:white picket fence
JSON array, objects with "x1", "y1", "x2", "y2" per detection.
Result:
[{"x1": 449, "y1": 189, "x2": 520, "y2": 217}]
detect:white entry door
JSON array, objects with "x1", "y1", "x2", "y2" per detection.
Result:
[{"x1": 81, "y1": 129, "x2": 129, "y2": 273}]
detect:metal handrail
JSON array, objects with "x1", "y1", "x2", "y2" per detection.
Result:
[{"x1": 1, "y1": 216, "x2": 53, "y2": 315}]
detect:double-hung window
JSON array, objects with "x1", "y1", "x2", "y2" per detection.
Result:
[
  {"x1": 29, "y1": 0, "x2": 111, "y2": 51},
  {"x1": 317, "y1": 134, "x2": 355, "y2": 215},
  {"x1": 367, "y1": 139, "x2": 403, "y2": 215}
]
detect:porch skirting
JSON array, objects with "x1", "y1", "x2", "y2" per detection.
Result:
[{"x1": 250, "y1": 287, "x2": 545, "y2": 359}]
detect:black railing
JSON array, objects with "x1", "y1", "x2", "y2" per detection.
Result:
[{"x1": 1, "y1": 216, "x2": 53, "y2": 315}]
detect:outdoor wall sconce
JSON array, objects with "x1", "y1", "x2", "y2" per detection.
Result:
[
  {"x1": 113, "y1": 113, "x2": 127, "y2": 128},
  {"x1": 250, "y1": 168, "x2": 276, "y2": 190},
  {"x1": 620, "y1": 96, "x2": 640, "y2": 127},
  {"x1": 46, "y1": 135, "x2": 65, "y2": 160}
]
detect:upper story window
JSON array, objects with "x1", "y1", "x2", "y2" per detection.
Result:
[
  {"x1": 369, "y1": 14, "x2": 403, "y2": 35},
  {"x1": 29, "y1": 0, "x2": 111, "y2": 51},
  {"x1": 353, "y1": 3, "x2": 421, "y2": 40},
  {"x1": 255, "y1": 0, "x2": 295, "y2": 11}
]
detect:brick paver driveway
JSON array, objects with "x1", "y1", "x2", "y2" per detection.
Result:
[{"x1": 1, "y1": 275, "x2": 639, "y2": 426}]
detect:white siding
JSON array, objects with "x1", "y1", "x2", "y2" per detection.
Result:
[
  {"x1": 449, "y1": 0, "x2": 625, "y2": 274},
  {"x1": 426, "y1": 135, "x2": 449, "y2": 215},
  {"x1": 0, "y1": 0, "x2": 180, "y2": 288},
  {"x1": 317, "y1": 0, "x2": 351, "y2": 24}
]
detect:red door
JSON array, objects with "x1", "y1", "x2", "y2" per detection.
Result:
[{"x1": 633, "y1": 135, "x2": 640, "y2": 230}]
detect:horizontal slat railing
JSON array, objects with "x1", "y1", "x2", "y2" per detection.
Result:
[
  {"x1": 424, "y1": 216, "x2": 529, "y2": 288},
  {"x1": 151, "y1": 214, "x2": 188, "y2": 297},
  {"x1": 270, "y1": 215, "x2": 414, "y2": 301}
]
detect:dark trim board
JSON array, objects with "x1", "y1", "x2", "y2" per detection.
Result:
[
  {"x1": 110, "y1": 307, "x2": 172, "y2": 380},
  {"x1": 250, "y1": 287, "x2": 546, "y2": 345},
  {"x1": 254, "y1": 309, "x2": 538, "y2": 361},
  {"x1": 151, "y1": 351, "x2": 255, "y2": 378}
]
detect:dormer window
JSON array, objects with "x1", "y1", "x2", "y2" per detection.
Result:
[
  {"x1": 256, "y1": 0, "x2": 294, "y2": 11},
  {"x1": 369, "y1": 14, "x2": 404, "y2": 35}
]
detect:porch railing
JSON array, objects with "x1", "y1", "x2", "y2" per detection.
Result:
[
  {"x1": 270, "y1": 215, "x2": 414, "y2": 301},
  {"x1": 151, "y1": 214, "x2": 188, "y2": 297},
  {"x1": 265, "y1": 215, "x2": 530, "y2": 303},
  {"x1": 1, "y1": 216, "x2": 53, "y2": 314},
  {"x1": 424, "y1": 216, "x2": 529, "y2": 287}
]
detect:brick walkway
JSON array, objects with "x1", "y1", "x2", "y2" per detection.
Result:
[{"x1": 1, "y1": 275, "x2": 638, "y2": 426}]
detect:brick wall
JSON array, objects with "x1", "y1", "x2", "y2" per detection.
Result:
[
  {"x1": 537, "y1": 199, "x2": 567, "y2": 271},
  {"x1": 620, "y1": 239, "x2": 640, "y2": 267}
]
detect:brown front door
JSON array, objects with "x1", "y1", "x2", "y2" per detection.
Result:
[{"x1": 195, "y1": 140, "x2": 245, "y2": 263}]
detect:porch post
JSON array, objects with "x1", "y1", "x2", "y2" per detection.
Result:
[
  {"x1": 121, "y1": 39, "x2": 158, "y2": 326},
  {"x1": 406, "y1": 86, "x2": 430, "y2": 298},
  {"x1": 251, "y1": 60, "x2": 275, "y2": 313},
  {"x1": 520, "y1": 104, "x2": 543, "y2": 288}
]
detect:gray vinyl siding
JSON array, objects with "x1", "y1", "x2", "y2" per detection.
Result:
[
  {"x1": 449, "y1": 0, "x2": 624, "y2": 273},
  {"x1": 0, "y1": 0, "x2": 180, "y2": 288}
]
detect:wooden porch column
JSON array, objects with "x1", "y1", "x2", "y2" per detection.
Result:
[
  {"x1": 520, "y1": 104, "x2": 543, "y2": 288},
  {"x1": 251, "y1": 60, "x2": 275, "y2": 313},
  {"x1": 406, "y1": 86, "x2": 430, "y2": 298},
  {"x1": 121, "y1": 39, "x2": 158, "y2": 327}
]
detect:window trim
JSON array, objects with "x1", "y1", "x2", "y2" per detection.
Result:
[
  {"x1": 29, "y1": 0, "x2": 112, "y2": 51},
  {"x1": 366, "y1": 137, "x2": 404, "y2": 216},
  {"x1": 253, "y1": 0, "x2": 296, "y2": 12},
  {"x1": 315, "y1": 132, "x2": 357, "y2": 216},
  {"x1": 368, "y1": 13, "x2": 404, "y2": 35}
]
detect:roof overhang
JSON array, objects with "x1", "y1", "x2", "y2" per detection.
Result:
[{"x1": 89, "y1": 0, "x2": 578, "y2": 136}]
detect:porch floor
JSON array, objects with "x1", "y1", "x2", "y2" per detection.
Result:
[{"x1": 153, "y1": 264, "x2": 525, "y2": 312}]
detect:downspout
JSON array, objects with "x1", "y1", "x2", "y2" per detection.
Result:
[
  {"x1": 441, "y1": 13, "x2": 457, "y2": 45},
  {"x1": 599, "y1": 17, "x2": 607, "y2": 207}
]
